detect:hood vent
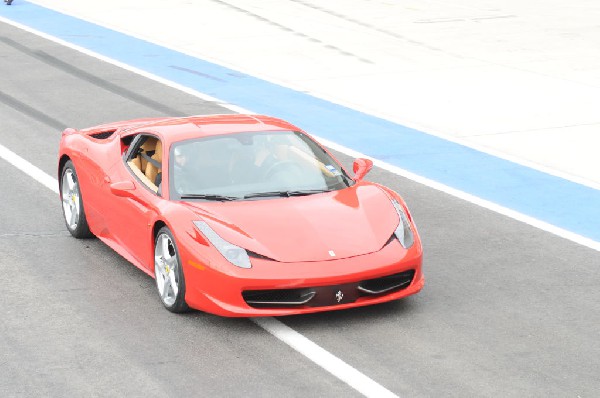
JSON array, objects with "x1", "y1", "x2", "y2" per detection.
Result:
[{"x1": 89, "y1": 130, "x2": 116, "y2": 140}]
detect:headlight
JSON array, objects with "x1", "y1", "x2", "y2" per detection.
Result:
[
  {"x1": 193, "y1": 221, "x2": 251, "y2": 269},
  {"x1": 391, "y1": 199, "x2": 414, "y2": 249}
]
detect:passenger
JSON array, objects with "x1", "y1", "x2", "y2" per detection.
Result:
[
  {"x1": 173, "y1": 146, "x2": 193, "y2": 194},
  {"x1": 174, "y1": 142, "x2": 229, "y2": 194},
  {"x1": 174, "y1": 146, "x2": 187, "y2": 168}
]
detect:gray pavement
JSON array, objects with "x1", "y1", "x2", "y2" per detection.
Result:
[{"x1": 1, "y1": 21, "x2": 599, "y2": 397}]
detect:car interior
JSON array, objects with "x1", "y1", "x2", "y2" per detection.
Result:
[
  {"x1": 127, "y1": 135, "x2": 162, "y2": 193},
  {"x1": 123, "y1": 131, "x2": 351, "y2": 199}
]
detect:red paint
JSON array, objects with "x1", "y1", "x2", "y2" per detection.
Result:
[{"x1": 59, "y1": 114, "x2": 423, "y2": 316}]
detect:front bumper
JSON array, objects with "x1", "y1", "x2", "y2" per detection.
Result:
[{"x1": 179, "y1": 234, "x2": 424, "y2": 317}]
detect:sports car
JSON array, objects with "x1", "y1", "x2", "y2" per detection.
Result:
[{"x1": 58, "y1": 114, "x2": 423, "y2": 316}]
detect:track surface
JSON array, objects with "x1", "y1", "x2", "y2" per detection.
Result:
[{"x1": 1, "y1": 22, "x2": 599, "y2": 397}]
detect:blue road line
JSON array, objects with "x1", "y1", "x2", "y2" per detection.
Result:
[{"x1": 2, "y1": 2, "x2": 599, "y2": 242}]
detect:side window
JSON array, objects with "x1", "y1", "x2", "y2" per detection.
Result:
[{"x1": 126, "y1": 135, "x2": 163, "y2": 194}]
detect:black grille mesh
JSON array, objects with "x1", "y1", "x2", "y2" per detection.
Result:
[
  {"x1": 242, "y1": 269, "x2": 416, "y2": 309},
  {"x1": 242, "y1": 288, "x2": 315, "y2": 308},
  {"x1": 359, "y1": 270, "x2": 415, "y2": 295}
]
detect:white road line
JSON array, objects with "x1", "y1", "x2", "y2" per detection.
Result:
[
  {"x1": 0, "y1": 16, "x2": 250, "y2": 115},
  {"x1": 253, "y1": 317, "x2": 399, "y2": 398},
  {"x1": 0, "y1": 143, "x2": 399, "y2": 397},
  {"x1": 1, "y1": 14, "x2": 597, "y2": 397},
  {"x1": 3, "y1": 16, "x2": 598, "y2": 253},
  {"x1": 0, "y1": 143, "x2": 58, "y2": 194},
  {"x1": 18, "y1": 2, "x2": 600, "y2": 192}
]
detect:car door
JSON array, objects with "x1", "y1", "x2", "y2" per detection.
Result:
[{"x1": 104, "y1": 133, "x2": 164, "y2": 272}]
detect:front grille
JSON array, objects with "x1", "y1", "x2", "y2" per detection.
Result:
[
  {"x1": 242, "y1": 269, "x2": 415, "y2": 309},
  {"x1": 358, "y1": 270, "x2": 415, "y2": 295},
  {"x1": 243, "y1": 288, "x2": 316, "y2": 308}
]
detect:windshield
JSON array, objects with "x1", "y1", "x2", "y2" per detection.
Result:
[{"x1": 169, "y1": 131, "x2": 352, "y2": 200}]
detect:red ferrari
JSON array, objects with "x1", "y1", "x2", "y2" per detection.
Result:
[{"x1": 58, "y1": 114, "x2": 423, "y2": 316}]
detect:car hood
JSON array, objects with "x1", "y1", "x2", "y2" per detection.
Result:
[{"x1": 183, "y1": 184, "x2": 399, "y2": 263}]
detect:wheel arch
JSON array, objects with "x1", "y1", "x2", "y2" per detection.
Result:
[
  {"x1": 58, "y1": 154, "x2": 71, "y2": 182},
  {"x1": 152, "y1": 220, "x2": 168, "y2": 242}
]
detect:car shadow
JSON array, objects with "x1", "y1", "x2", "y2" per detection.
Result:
[{"x1": 90, "y1": 239, "x2": 423, "y2": 330}]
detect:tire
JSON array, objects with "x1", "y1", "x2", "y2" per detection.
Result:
[
  {"x1": 60, "y1": 160, "x2": 93, "y2": 239},
  {"x1": 154, "y1": 227, "x2": 189, "y2": 313}
]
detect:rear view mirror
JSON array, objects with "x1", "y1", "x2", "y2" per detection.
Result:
[{"x1": 352, "y1": 158, "x2": 373, "y2": 181}]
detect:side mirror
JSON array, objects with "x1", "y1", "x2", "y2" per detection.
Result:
[
  {"x1": 110, "y1": 181, "x2": 136, "y2": 197},
  {"x1": 353, "y1": 158, "x2": 373, "y2": 181}
]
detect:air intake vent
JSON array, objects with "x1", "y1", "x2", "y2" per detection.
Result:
[
  {"x1": 243, "y1": 288, "x2": 316, "y2": 308},
  {"x1": 358, "y1": 270, "x2": 415, "y2": 295},
  {"x1": 89, "y1": 130, "x2": 115, "y2": 140},
  {"x1": 242, "y1": 270, "x2": 415, "y2": 309}
]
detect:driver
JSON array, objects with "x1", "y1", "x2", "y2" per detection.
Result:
[
  {"x1": 229, "y1": 134, "x2": 296, "y2": 185},
  {"x1": 254, "y1": 135, "x2": 290, "y2": 171}
]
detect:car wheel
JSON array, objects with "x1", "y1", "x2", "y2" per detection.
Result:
[
  {"x1": 60, "y1": 160, "x2": 93, "y2": 238},
  {"x1": 154, "y1": 227, "x2": 189, "y2": 313}
]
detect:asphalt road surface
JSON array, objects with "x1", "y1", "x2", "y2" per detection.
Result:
[{"x1": 1, "y1": 22, "x2": 599, "y2": 397}]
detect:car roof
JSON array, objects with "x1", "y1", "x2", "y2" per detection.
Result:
[
  {"x1": 124, "y1": 114, "x2": 299, "y2": 143},
  {"x1": 79, "y1": 114, "x2": 301, "y2": 144}
]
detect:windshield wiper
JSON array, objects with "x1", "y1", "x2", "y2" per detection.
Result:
[
  {"x1": 244, "y1": 189, "x2": 331, "y2": 199},
  {"x1": 341, "y1": 174, "x2": 353, "y2": 187},
  {"x1": 180, "y1": 193, "x2": 240, "y2": 201}
]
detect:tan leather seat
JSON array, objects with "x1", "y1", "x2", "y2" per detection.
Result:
[
  {"x1": 139, "y1": 139, "x2": 157, "y2": 170},
  {"x1": 130, "y1": 138, "x2": 156, "y2": 170},
  {"x1": 145, "y1": 140, "x2": 162, "y2": 185},
  {"x1": 130, "y1": 155, "x2": 142, "y2": 171}
]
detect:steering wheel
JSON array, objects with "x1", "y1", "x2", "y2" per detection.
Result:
[{"x1": 262, "y1": 160, "x2": 303, "y2": 180}]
